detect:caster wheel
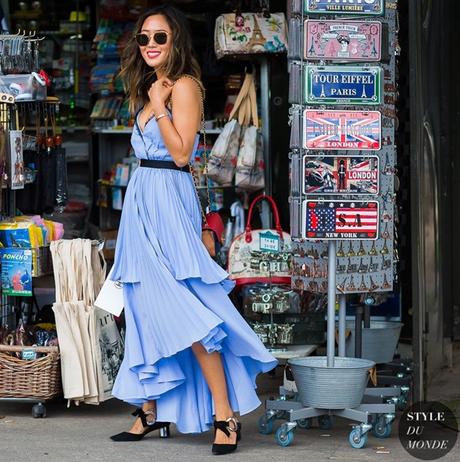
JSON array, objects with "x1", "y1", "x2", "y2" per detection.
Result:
[
  {"x1": 348, "y1": 428, "x2": 368, "y2": 449},
  {"x1": 258, "y1": 415, "x2": 274, "y2": 435},
  {"x1": 372, "y1": 421, "x2": 392, "y2": 439},
  {"x1": 275, "y1": 426, "x2": 294, "y2": 447},
  {"x1": 297, "y1": 418, "x2": 312, "y2": 429},
  {"x1": 318, "y1": 415, "x2": 333, "y2": 430},
  {"x1": 32, "y1": 403, "x2": 46, "y2": 418}
]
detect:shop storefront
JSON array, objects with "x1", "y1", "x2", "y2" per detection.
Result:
[{"x1": 0, "y1": 0, "x2": 458, "y2": 445}]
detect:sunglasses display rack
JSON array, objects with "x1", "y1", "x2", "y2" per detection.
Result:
[{"x1": 258, "y1": 1, "x2": 404, "y2": 450}]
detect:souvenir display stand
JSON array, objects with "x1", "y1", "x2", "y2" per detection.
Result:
[
  {"x1": 258, "y1": 0, "x2": 405, "y2": 448},
  {"x1": 0, "y1": 30, "x2": 68, "y2": 417},
  {"x1": 0, "y1": 93, "x2": 65, "y2": 417}
]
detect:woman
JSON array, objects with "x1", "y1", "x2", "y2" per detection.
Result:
[{"x1": 109, "y1": 5, "x2": 277, "y2": 455}]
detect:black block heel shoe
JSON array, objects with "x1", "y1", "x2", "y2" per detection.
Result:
[
  {"x1": 212, "y1": 417, "x2": 241, "y2": 455},
  {"x1": 110, "y1": 408, "x2": 171, "y2": 442}
]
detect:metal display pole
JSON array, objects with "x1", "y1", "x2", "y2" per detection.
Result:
[
  {"x1": 327, "y1": 241, "x2": 337, "y2": 367},
  {"x1": 355, "y1": 305, "x2": 363, "y2": 359},
  {"x1": 259, "y1": 57, "x2": 272, "y2": 228},
  {"x1": 338, "y1": 294, "x2": 347, "y2": 357}
]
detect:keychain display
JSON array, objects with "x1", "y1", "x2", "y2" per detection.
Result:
[
  {"x1": 242, "y1": 284, "x2": 299, "y2": 316},
  {"x1": 0, "y1": 31, "x2": 44, "y2": 75},
  {"x1": 15, "y1": 99, "x2": 68, "y2": 215},
  {"x1": 288, "y1": 3, "x2": 399, "y2": 295}
]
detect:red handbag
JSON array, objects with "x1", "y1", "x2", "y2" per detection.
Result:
[{"x1": 227, "y1": 194, "x2": 292, "y2": 286}]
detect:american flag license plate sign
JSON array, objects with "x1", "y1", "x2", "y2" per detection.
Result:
[
  {"x1": 305, "y1": 20, "x2": 382, "y2": 62},
  {"x1": 303, "y1": 109, "x2": 381, "y2": 151},
  {"x1": 305, "y1": 0, "x2": 384, "y2": 16},
  {"x1": 303, "y1": 200, "x2": 379, "y2": 240},
  {"x1": 303, "y1": 155, "x2": 379, "y2": 195}
]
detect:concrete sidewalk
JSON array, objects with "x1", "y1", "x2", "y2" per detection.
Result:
[
  {"x1": 1, "y1": 391, "x2": 459, "y2": 462},
  {"x1": 2, "y1": 348, "x2": 460, "y2": 462}
]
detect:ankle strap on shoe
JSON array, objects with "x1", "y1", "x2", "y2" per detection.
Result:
[
  {"x1": 132, "y1": 407, "x2": 157, "y2": 427},
  {"x1": 214, "y1": 417, "x2": 238, "y2": 438}
]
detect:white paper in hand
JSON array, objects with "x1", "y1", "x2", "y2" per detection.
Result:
[{"x1": 94, "y1": 269, "x2": 124, "y2": 317}]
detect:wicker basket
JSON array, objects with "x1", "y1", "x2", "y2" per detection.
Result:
[{"x1": 0, "y1": 345, "x2": 62, "y2": 400}]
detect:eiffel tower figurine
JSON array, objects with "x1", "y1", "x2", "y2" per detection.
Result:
[
  {"x1": 382, "y1": 274, "x2": 391, "y2": 290},
  {"x1": 359, "y1": 275, "x2": 368, "y2": 292},
  {"x1": 346, "y1": 275, "x2": 356, "y2": 292},
  {"x1": 380, "y1": 239, "x2": 390, "y2": 255},
  {"x1": 369, "y1": 257, "x2": 379, "y2": 273},
  {"x1": 347, "y1": 242, "x2": 356, "y2": 257},
  {"x1": 337, "y1": 277, "x2": 347, "y2": 294},
  {"x1": 358, "y1": 258, "x2": 368, "y2": 273},
  {"x1": 336, "y1": 241, "x2": 345, "y2": 257},
  {"x1": 368, "y1": 241, "x2": 378, "y2": 256},
  {"x1": 369, "y1": 276, "x2": 379, "y2": 291},
  {"x1": 358, "y1": 241, "x2": 366, "y2": 256},
  {"x1": 247, "y1": 16, "x2": 267, "y2": 51}
]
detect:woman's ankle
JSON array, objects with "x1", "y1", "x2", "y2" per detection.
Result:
[{"x1": 215, "y1": 408, "x2": 235, "y2": 422}]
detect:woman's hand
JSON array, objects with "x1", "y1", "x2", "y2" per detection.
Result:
[{"x1": 148, "y1": 77, "x2": 174, "y2": 114}]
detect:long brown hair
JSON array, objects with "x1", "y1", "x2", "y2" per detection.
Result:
[{"x1": 120, "y1": 5, "x2": 202, "y2": 114}]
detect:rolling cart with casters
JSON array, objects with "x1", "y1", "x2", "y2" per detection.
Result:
[
  {"x1": 259, "y1": 242, "x2": 397, "y2": 448},
  {"x1": 0, "y1": 344, "x2": 61, "y2": 418},
  {"x1": 348, "y1": 300, "x2": 412, "y2": 411}
]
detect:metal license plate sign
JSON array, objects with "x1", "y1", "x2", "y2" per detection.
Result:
[
  {"x1": 305, "y1": 65, "x2": 382, "y2": 105},
  {"x1": 303, "y1": 155, "x2": 380, "y2": 195},
  {"x1": 305, "y1": 0, "x2": 384, "y2": 16},
  {"x1": 303, "y1": 200, "x2": 379, "y2": 240},
  {"x1": 303, "y1": 109, "x2": 381, "y2": 150},
  {"x1": 305, "y1": 20, "x2": 382, "y2": 62}
]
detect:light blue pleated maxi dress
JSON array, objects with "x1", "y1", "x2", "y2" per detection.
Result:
[{"x1": 110, "y1": 111, "x2": 278, "y2": 434}]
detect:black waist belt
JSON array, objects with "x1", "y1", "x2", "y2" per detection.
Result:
[{"x1": 139, "y1": 159, "x2": 190, "y2": 172}]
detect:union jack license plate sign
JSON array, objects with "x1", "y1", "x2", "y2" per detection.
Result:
[
  {"x1": 305, "y1": 65, "x2": 382, "y2": 105},
  {"x1": 303, "y1": 109, "x2": 382, "y2": 151},
  {"x1": 303, "y1": 155, "x2": 380, "y2": 195},
  {"x1": 303, "y1": 200, "x2": 379, "y2": 240},
  {"x1": 305, "y1": 20, "x2": 382, "y2": 62},
  {"x1": 305, "y1": 0, "x2": 384, "y2": 16}
]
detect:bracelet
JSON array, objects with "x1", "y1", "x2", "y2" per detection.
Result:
[{"x1": 155, "y1": 113, "x2": 168, "y2": 122}]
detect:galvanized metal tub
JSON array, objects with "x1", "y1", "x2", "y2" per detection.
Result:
[
  {"x1": 288, "y1": 356, "x2": 375, "y2": 409},
  {"x1": 345, "y1": 321, "x2": 403, "y2": 364}
]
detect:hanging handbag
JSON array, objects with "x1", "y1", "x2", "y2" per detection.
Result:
[
  {"x1": 235, "y1": 73, "x2": 265, "y2": 191},
  {"x1": 228, "y1": 194, "x2": 292, "y2": 286},
  {"x1": 206, "y1": 73, "x2": 253, "y2": 185},
  {"x1": 214, "y1": 12, "x2": 288, "y2": 59}
]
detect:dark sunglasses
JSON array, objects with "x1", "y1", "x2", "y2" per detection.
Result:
[{"x1": 135, "y1": 32, "x2": 169, "y2": 47}]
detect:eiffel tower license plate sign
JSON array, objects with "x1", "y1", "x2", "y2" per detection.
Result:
[
  {"x1": 305, "y1": 20, "x2": 382, "y2": 62},
  {"x1": 305, "y1": 65, "x2": 382, "y2": 105},
  {"x1": 305, "y1": 0, "x2": 384, "y2": 16},
  {"x1": 303, "y1": 109, "x2": 381, "y2": 150},
  {"x1": 303, "y1": 200, "x2": 379, "y2": 240}
]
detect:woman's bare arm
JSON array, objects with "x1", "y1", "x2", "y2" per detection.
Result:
[{"x1": 151, "y1": 78, "x2": 201, "y2": 167}]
